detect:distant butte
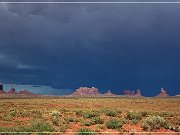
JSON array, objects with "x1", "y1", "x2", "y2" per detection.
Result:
[
  {"x1": 18, "y1": 90, "x2": 34, "y2": 95},
  {"x1": 122, "y1": 89, "x2": 143, "y2": 97},
  {"x1": 7, "y1": 87, "x2": 18, "y2": 94},
  {"x1": 0, "y1": 83, "x2": 34, "y2": 96},
  {"x1": 104, "y1": 90, "x2": 117, "y2": 97},
  {"x1": 0, "y1": 90, "x2": 6, "y2": 94},
  {"x1": 156, "y1": 88, "x2": 169, "y2": 97},
  {"x1": 71, "y1": 87, "x2": 101, "y2": 96},
  {"x1": 0, "y1": 83, "x2": 6, "y2": 94},
  {"x1": 123, "y1": 90, "x2": 133, "y2": 96},
  {"x1": 134, "y1": 89, "x2": 143, "y2": 97},
  {"x1": 0, "y1": 83, "x2": 179, "y2": 97}
]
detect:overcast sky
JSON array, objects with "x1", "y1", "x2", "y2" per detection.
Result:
[{"x1": 0, "y1": 1, "x2": 180, "y2": 96}]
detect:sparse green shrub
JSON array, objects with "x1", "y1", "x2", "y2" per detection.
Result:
[
  {"x1": 175, "y1": 120, "x2": 180, "y2": 125},
  {"x1": 141, "y1": 115, "x2": 168, "y2": 131},
  {"x1": 51, "y1": 110, "x2": 60, "y2": 117},
  {"x1": 59, "y1": 124, "x2": 69, "y2": 132},
  {"x1": 9, "y1": 109, "x2": 30, "y2": 118},
  {"x1": 52, "y1": 116, "x2": 59, "y2": 126},
  {"x1": 51, "y1": 111, "x2": 60, "y2": 126},
  {"x1": 120, "y1": 118, "x2": 128, "y2": 124},
  {"x1": 28, "y1": 120, "x2": 54, "y2": 132},
  {"x1": 83, "y1": 120, "x2": 93, "y2": 126},
  {"x1": 0, "y1": 127, "x2": 7, "y2": 132},
  {"x1": 105, "y1": 110, "x2": 118, "y2": 117},
  {"x1": 10, "y1": 109, "x2": 17, "y2": 117},
  {"x1": 60, "y1": 108, "x2": 69, "y2": 113},
  {"x1": 32, "y1": 109, "x2": 42, "y2": 118},
  {"x1": 5, "y1": 120, "x2": 55, "y2": 132},
  {"x1": 117, "y1": 110, "x2": 122, "y2": 114},
  {"x1": 75, "y1": 117, "x2": 84, "y2": 123},
  {"x1": 131, "y1": 119, "x2": 139, "y2": 125},
  {"x1": 125, "y1": 111, "x2": 142, "y2": 121},
  {"x1": 64, "y1": 116, "x2": 74, "y2": 123},
  {"x1": 77, "y1": 128, "x2": 95, "y2": 135},
  {"x1": 158, "y1": 112, "x2": 169, "y2": 117},
  {"x1": 75, "y1": 110, "x2": 83, "y2": 117},
  {"x1": 172, "y1": 126, "x2": 180, "y2": 132},
  {"x1": 3, "y1": 114, "x2": 12, "y2": 121},
  {"x1": 83, "y1": 111, "x2": 99, "y2": 119},
  {"x1": 140, "y1": 111, "x2": 148, "y2": 117},
  {"x1": 92, "y1": 117, "x2": 104, "y2": 124},
  {"x1": 125, "y1": 111, "x2": 142, "y2": 125},
  {"x1": 19, "y1": 110, "x2": 30, "y2": 117},
  {"x1": 106, "y1": 119, "x2": 123, "y2": 129},
  {"x1": 99, "y1": 125, "x2": 106, "y2": 130}
]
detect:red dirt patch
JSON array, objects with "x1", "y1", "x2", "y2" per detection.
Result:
[
  {"x1": 48, "y1": 104, "x2": 64, "y2": 108},
  {"x1": 154, "y1": 128, "x2": 175, "y2": 135},
  {"x1": 66, "y1": 123, "x2": 81, "y2": 132},
  {"x1": 0, "y1": 121, "x2": 16, "y2": 128},
  {"x1": 101, "y1": 129, "x2": 120, "y2": 134},
  {"x1": 122, "y1": 124, "x2": 143, "y2": 132},
  {"x1": 12, "y1": 117, "x2": 31, "y2": 122}
]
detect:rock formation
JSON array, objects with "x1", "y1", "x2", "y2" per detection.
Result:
[
  {"x1": 123, "y1": 89, "x2": 143, "y2": 97},
  {"x1": 18, "y1": 90, "x2": 33, "y2": 95},
  {"x1": 71, "y1": 87, "x2": 100, "y2": 96},
  {"x1": 134, "y1": 89, "x2": 143, "y2": 97},
  {"x1": 7, "y1": 87, "x2": 17, "y2": 94},
  {"x1": 0, "y1": 83, "x2": 35, "y2": 96},
  {"x1": 0, "y1": 90, "x2": 6, "y2": 94},
  {"x1": 156, "y1": 88, "x2": 169, "y2": 97},
  {"x1": 123, "y1": 90, "x2": 132, "y2": 96},
  {"x1": 104, "y1": 90, "x2": 116, "y2": 96},
  {"x1": 0, "y1": 83, "x2": 6, "y2": 94},
  {"x1": 0, "y1": 83, "x2": 3, "y2": 90}
]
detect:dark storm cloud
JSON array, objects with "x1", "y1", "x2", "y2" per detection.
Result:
[{"x1": 0, "y1": 2, "x2": 180, "y2": 95}]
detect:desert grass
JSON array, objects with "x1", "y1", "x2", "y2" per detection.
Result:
[{"x1": 0, "y1": 97, "x2": 179, "y2": 134}]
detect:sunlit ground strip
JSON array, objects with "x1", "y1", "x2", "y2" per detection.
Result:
[{"x1": 0, "y1": 132, "x2": 179, "y2": 133}]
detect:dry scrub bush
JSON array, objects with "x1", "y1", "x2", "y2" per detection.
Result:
[
  {"x1": 51, "y1": 110, "x2": 60, "y2": 126},
  {"x1": 141, "y1": 115, "x2": 168, "y2": 131},
  {"x1": 77, "y1": 128, "x2": 95, "y2": 135},
  {"x1": 106, "y1": 118, "x2": 123, "y2": 129},
  {"x1": 125, "y1": 111, "x2": 142, "y2": 121},
  {"x1": 105, "y1": 110, "x2": 118, "y2": 117}
]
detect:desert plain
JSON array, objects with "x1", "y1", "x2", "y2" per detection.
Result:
[{"x1": 0, "y1": 96, "x2": 179, "y2": 135}]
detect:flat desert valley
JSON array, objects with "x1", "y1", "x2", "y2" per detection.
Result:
[{"x1": 0, "y1": 97, "x2": 179, "y2": 134}]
